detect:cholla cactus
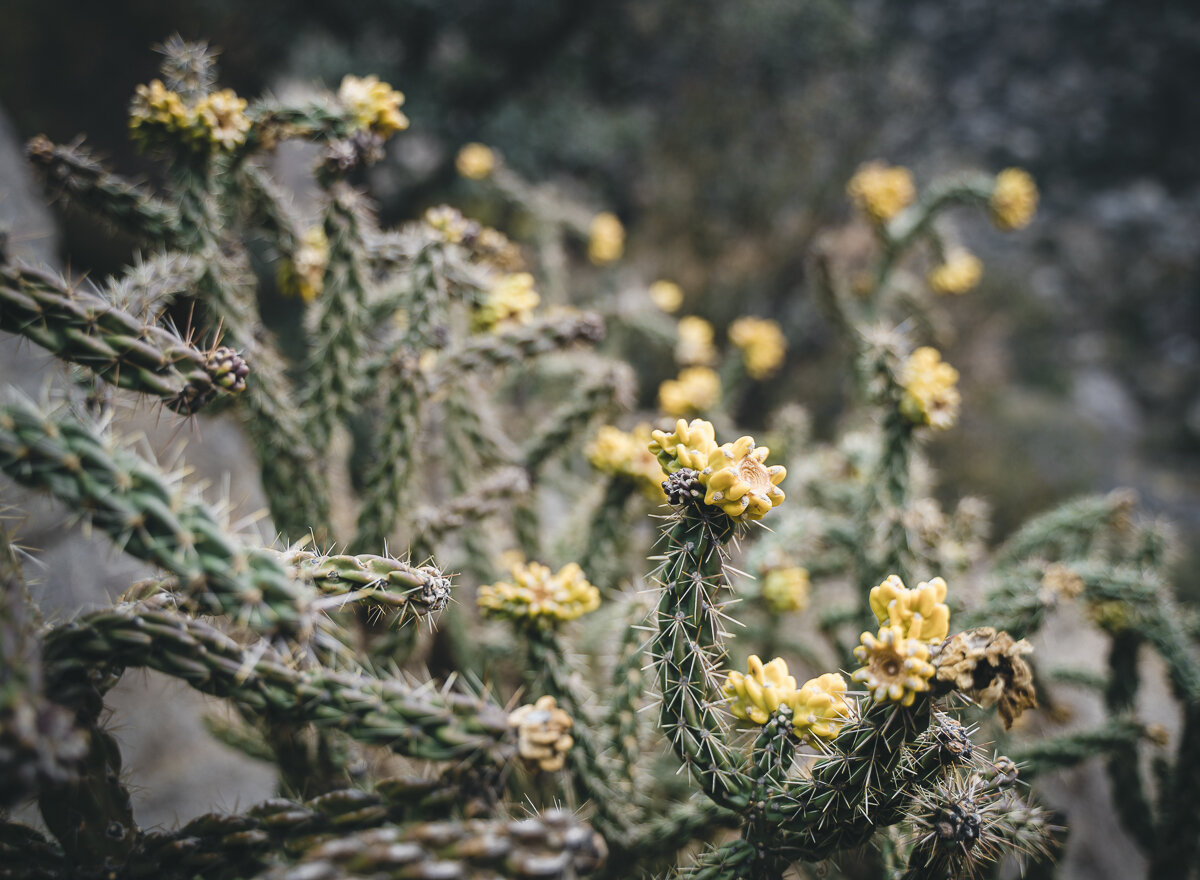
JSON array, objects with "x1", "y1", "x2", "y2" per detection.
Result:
[{"x1": 0, "y1": 35, "x2": 1195, "y2": 880}]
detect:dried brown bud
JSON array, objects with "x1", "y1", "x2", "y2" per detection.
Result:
[
  {"x1": 935, "y1": 628, "x2": 1037, "y2": 729},
  {"x1": 508, "y1": 696, "x2": 574, "y2": 772}
]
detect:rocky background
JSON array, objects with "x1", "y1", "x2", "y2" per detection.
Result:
[{"x1": 1, "y1": 2, "x2": 1198, "y2": 876}]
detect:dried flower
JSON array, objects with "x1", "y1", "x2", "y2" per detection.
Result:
[
  {"x1": 675, "y1": 316, "x2": 717, "y2": 366},
  {"x1": 869, "y1": 574, "x2": 951, "y2": 644},
  {"x1": 649, "y1": 418, "x2": 719, "y2": 475},
  {"x1": 478, "y1": 559, "x2": 599, "y2": 625},
  {"x1": 728, "y1": 316, "x2": 787, "y2": 379},
  {"x1": 456, "y1": 142, "x2": 496, "y2": 180},
  {"x1": 338, "y1": 75, "x2": 409, "y2": 139},
  {"x1": 762, "y1": 566, "x2": 810, "y2": 613},
  {"x1": 649, "y1": 279, "x2": 684, "y2": 313},
  {"x1": 508, "y1": 696, "x2": 574, "y2": 772},
  {"x1": 990, "y1": 168, "x2": 1038, "y2": 231},
  {"x1": 658, "y1": 367, "x2": 721, "y2": 417},
  {"x1": 700, "y1": 435, "x2": 786, "y2": 521},
  {"x1": 722, "y1": 655, "x2": 798, "y2": 725},
  {"x1": 852, "y1": 625, "x2": 936, "y2": 707},
  {"x1": 847, "y1": 161, "x2": 916, "y2": 223},
  {"x1": 588, "y1": 212, "x2": 625, "y2": 265},
  {"x1": 899, "y1": 347, "x2": 961, "y2": 430},
  {"x1": 934, "y1": 628, "x2": 1037, "y2": 728},
  {"x1": 928, "y1": 250, "x2": 983, "y2": 295},
  {"x1": 1040, "y1": 563, "x2": 1084, "y2": 601}
]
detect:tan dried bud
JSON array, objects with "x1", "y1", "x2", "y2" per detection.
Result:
[
  {"x1": 1041, "y1": 563, "x2": 1084, "y2": 601},
  {"x1": 935, "y1": 627, "x2": 1037, "y2": 729},
  {"x1": 508, "y1": 696, "x2": 574, "y2": 772}
]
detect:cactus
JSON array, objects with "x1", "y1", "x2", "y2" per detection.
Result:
[{"x1": 0, "y1": 36, "x2": 1196, "y2": 880}]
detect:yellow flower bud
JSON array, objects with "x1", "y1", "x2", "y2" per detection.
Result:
[
  {"x1": 700, "y1": 436, "x2": 786, "y2": 521},
  {"x1": 456, "y1": 142, "x2": 496, "y2": 179}
]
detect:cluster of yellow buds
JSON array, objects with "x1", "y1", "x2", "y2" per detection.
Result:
[
  {"x1": 337, "y1": 75, "x2": 409, "y2": 139},
  {"x1": 278, "y1": 226, "x2": 330, "y2": 303},
  {"x1": 508, "y1": 696, "x2": 574, "y2": 772},
  {"x1": 722, "y1": 656, "x2": 849, "y2": 740},
  {"x1": 728, "y1": 316, "x2": 787, "y2": 379},
  {"x1": 648, "y1": 279, "x2": 684, "y2": 313},
  {"x1": 852, "y1": 574, "x2": 950, "y2": 706},
  {"x1": 649, "y1": 418, "x2": 719, "y2": 474},
  {"x1": 990, "y1": 168, "x2": 1038, "y2": 231},
  {"x1": 456, "y1": 142, "x2": 496, "y2": 180},
  {"x1": 899, "y1": 346, "x2": 961, "y2": 430},
  {"x1": 129, "y1": 80, "x2": 251, "y2": 153},
  {"x1": 868, "y1": 574, "x2": 951, "y2": 643},
  {"x1": 471, "y1": 273, "x2": 540, "y2": 332},
  {"x1": 658, "y1": 366, "x2": 721, "y2": 417},
  {"x1": 425, "y1": 205, "x2": 475, "y2": 244},
  {"x1": 585, "y1": 424, "x2": 666, "y2": 500},
  {"x1": 675, "y1": 316, "x2": 718, "y2": 366},
  {"x1": 847, "y1": 161, "x2": 916, "y2": 223},
  {"x1": 478, "y1": 559, "x2": 600, "y2": 625},
  {"x1": 762, "y1": 566, "x2": 810, "y2": 613},
  {"x1": 927, "y1": 250, "x2": 983, "y2": 295},
  {"x1": 587, "y1": 212, "x2": 625, "y2": 265},
  {"x1": 700, "y1": 436, "x2": 787, "y2": 521}
]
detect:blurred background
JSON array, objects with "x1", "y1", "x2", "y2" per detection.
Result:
[{"x1": 1, "y1": 2, "x2": 1198, "y2": 872}]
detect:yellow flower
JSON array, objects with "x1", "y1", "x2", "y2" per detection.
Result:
[
  {"x1": 472, "y1": 273, "x2": 539, "y2": 332},
  {"x1": 700, "y1": 435, "x2": 786, "y2": 521},
  {"x1": 787, "y1": 673, "x2": 851, "y2": 740},
  {"x1": 675, "y1": 316, "x2": 717, "y2": 366},
  {"x1": 722, "y1": 655, "x2": 799, "y2": 725},
  {"x1": 649, "y1": 279, "x2": 684, "y2": 313},
  {"x1": 456, "y1": 142, "x2": 496, "y2": 179},
  {"x1": 648, "y1": 418, "x2": 719, "y2": 474},
  {"x1": 899, "y1": 347, "x2": 961, "y2": 430},
  {"x1": 868, "y1": 574, "x2": 950, "y2": 644},
  {"x1": 762, "y1": 566, "x2": 810, "y2": 613},
  {"x1": 478, "y1": 559, "x2": 600, "y2": 625},
  {"x1": 847, "y1": 161, "x2": 916, "y2": 223},
  {"x1": 728, "y1": 316, "x2": 787, "y2": 379},
  {"x1": 278, "y1": 226, "x2": 329, "y2": 303},
  {"x1": 338, "y1": 75, "x2": 409, "y2": 138},
  {"x1": 129, "y1": 80, "x2": 196, "y2": 151},
  {"x1": 586, "y1": 424, "x2": 665, "y2": 500},
  {"x1": 195, "y1": 89, "x2": 251, "y2": 151},
  {"x1": 990, "y1": 168, "x2": 1038, "y2": 231},
  {"x1": 425, "y1": 205, "x2": 474, "y2": 244},
  {"x1": 927, "y1": 250, "x2": 983, "y2": 295},
  {"x1": 658, "y1": 367, "x2": 721, "y2": 417},
  {"x1": 588, "y1": 212, "x2": 625, "y2": 264},
  {"x1": 851, "y1": 625, "x2": 935, "y2": 707}
]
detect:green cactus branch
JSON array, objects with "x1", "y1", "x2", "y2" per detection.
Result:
[
  {"x1": 410, "y1": 465, "x2": 531, "y2": 558},
  {"x1": 41, "y1": 596, "x2": 515, "y2": 764},
  {"x1": 0, "y1": 399, "x2": 312, "y2": 636},
  {"x1": 0, "y1": 261, "x2": 241, "y2": 414}
]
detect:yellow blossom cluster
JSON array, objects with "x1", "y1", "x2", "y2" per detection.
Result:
[
  {"x1": 478, "y1": 559, "x2": 600, "y2": 625},
  {"x1": 990, "y1": 168, "x2": 1038, "y2": 231},
  {"x1": 129, "y1": 81, "x2": 251, "y2": 153},
  {"x1": 728, "y1": 316, "x2": 787, "y2": 379},
  {"x1": 762, "y1": 566, "x2": 810, "y2": 613},
  {"x1": 278, "y1": 226, "x2": 330, "y2": 303},
  {"x1": 337, "y1": 75, "x2": 409, "y2": 139},
  {"x1": 700, "y1": 435, "x2": 786, "y2": 521},
  {"x1": 868, "y1": 574, "x2": 951, "y2": 643},
  {"x1": 648, "y1": 280, "x2": 684, "y2": 313},
  {"x1": 899, "y1": 346, "x2": 961, "y2": 430},
  {"x1": 658, "y1": 367, "x2": 721, "y2": 418},
  {"x1": 847, "y1": 161, "x2": 916, "y2": 223},
  {"x1": 851, "y1": 624, "x2": 936, "y2": 707},
  {"x1": 722, "y1": 656, "x2": 849, "y2": 740},
  {"x1": 585, "y1": 424, "x2": 666, "y2": 500},
  {"x1": 456, "y1": 142, "x2": 496, "y2": 180},
  {"x1": 649, "y1": 418, "x2": 719, "y2": 474},
  {"x1": 588, "y1": 212, "x2": 625, "y2": 264},
  {"x1": 927, "y1": 250, "x2": 983, "y2": 295},
  {"x1": 675, "y1": 316, "x2": 718, "y2": 366},
  {"x1": 471, "y1": 273, "x2": 540, "y2": 332}
]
